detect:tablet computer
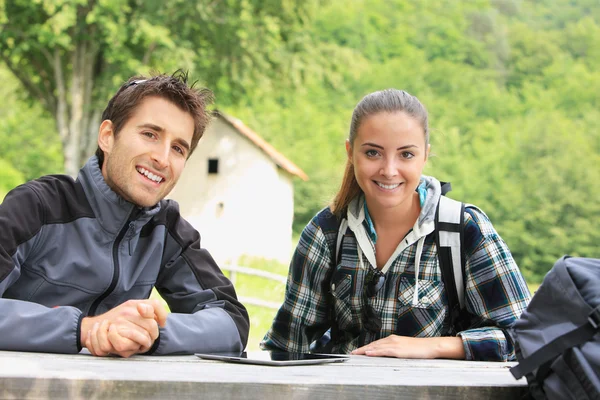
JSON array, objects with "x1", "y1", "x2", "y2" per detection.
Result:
[{"x1": 195, "y1": 351, "x2": 350, "y2": 366}]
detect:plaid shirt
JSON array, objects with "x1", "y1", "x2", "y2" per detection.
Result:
[{"x1": 262, "y1": 194, "x2": 531, "y2": 361}]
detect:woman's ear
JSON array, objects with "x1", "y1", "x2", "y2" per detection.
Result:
[
  {"x1": 97, "y1": 120, "x2": 114, "y2": 154},
  {"x1": 424, "y1": 143, "x2": 431, "y2": 162},
  {"x1": 346, "y1": 139, "x2": 353, "y2": 163}
]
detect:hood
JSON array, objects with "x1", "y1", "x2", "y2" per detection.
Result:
[
  {"x1": 346, "y1": 175, "x2": 441, "y2": 244},
  {"x1": 345, "y1": 175, "x2": 443, "y2": 306}
]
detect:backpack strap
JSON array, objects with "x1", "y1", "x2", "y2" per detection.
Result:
[
  {"x1": 311, "y1": 209, "x2": 345, "y2": 352},
  {"x1": 434, "y1": 194, "x2": 467, "y2": 333},
  {"x1": 316, "y1": 209, "x2": 344, "y2": 271},
  {"x1": 510, "y1": 305, "x2": 600, "y2": 380}
]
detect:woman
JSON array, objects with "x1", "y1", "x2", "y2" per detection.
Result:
[{"x1": 262, "y1": 89, "x2": 531, "y2": 361}]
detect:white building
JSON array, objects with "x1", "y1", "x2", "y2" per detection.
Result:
[{"x1": 168, "y1": 112, "x2": 308, "y2": 265}]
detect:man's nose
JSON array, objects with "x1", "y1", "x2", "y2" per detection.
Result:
[{"x1": 151, "y1": 143, "x2": 170, "y2": 169}]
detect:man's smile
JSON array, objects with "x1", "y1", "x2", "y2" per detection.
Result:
[{"x1": 136, "y1": 167, "x2": 164, "y2": 184}]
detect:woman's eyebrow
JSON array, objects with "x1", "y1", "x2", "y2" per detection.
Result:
[{"x1": 361, "y1": 142, "x2": 418, "y2": 150}]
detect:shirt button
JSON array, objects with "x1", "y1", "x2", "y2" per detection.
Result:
[
  {"x1": 421, "y1": 297, "x2": 431, "y2": 305},
  {"x1": 331, "y1": 283, "x2": 336, "y2": 291}
]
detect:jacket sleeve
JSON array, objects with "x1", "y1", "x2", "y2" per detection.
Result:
[
  {"x1": 260, "y1": 215, "x2": 332, "y2": 352},
  {"x1": 151, "y1": 203, "x2": 249, "y2": 355},
  {"x1": 457, "y1": 207, "x2": 532, "y2": 361},
  {"x1": 0, "y1": 184, "x2": 83, "y2": 354}
]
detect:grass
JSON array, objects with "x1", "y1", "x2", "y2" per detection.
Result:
[
  {"x1": 527, "y1": 282, "x2": 541, "y2": 295},
  {"x1": 224, "y1": 256, "x2": 288, "y2": 351}
]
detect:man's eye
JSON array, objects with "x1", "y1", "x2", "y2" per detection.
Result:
[
  {"x1": 173, "y1": 146, "x2": 184, "y2": 155},
  {"x1": 142, "y1": 131, "x2": 155, "y2": 138}
]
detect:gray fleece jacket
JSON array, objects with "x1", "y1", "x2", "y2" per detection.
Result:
[{"x1": 0, "y1": 156, "x2": 249, "y2": 354}]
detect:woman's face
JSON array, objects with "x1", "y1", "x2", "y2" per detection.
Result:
[{"x1": 347, "y1": 111, "x2": 429, "y2": 214}]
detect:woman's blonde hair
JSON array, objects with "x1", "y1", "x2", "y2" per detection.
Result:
[{"x1": 330, "y1": 89, "x2": 429, "y2": 217}]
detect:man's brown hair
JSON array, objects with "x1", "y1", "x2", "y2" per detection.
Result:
[{"x1": 95, "y1": 70, "x2": 214, "y2": 166}]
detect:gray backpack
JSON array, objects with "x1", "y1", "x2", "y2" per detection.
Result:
[{"x1": 509, "y1": 256, "x2": 600, "y2": 399}]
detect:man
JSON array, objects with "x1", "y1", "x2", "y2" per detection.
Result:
[{"x1": 0, "y1": 71, "x2": 249, "y2": 357}]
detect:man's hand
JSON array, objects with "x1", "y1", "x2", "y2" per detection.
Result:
[
  {"x1": 81, "y1": 299, "x2": 168, "y2": 358},
  {"x1": 351, "y1": 335, "x2": 465, "y2": 359}
]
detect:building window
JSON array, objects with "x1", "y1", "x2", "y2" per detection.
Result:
[{"x1": 208, "y1": 158, "x2": 219, "y2": 174}]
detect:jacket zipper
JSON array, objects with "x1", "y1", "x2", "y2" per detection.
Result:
[{"x1": 88, "y1": 215, "x2": 136, "y2": 316}]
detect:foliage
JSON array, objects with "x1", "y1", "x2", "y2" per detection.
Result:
[
  {"x1": 2, "y1": 0, "x2": 599, "y2": 283},
  {"x1": 226, "y1": 0, "x2": 600, "y2": 282},
  {"x1": 0, "y1": 158, "x2": 24, "y2": 202},
  {"x1": 0, "y1": 0, "x2": 323, "y2": 175},
  {"x1": 0, "y1": 66, "x2": 63, "y2": 181}
]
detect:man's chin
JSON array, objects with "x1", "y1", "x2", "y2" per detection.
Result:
[
  {"x1": 125, "y1": 193, "x2": 162, "y2": 209},
  {"x1": 133, "y1": 199, "x2": 161, "y2": 208}
]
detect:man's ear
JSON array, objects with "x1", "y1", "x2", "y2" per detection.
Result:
[
  {"x1": 98, "y1": 120, "x2": 114, "y2": 155},
  {"x1": 345, "y1": 140, "x2": 353, "y2": 163}
]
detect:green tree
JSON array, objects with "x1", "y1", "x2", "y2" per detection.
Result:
[
  {"x1": 0, "y1": 66, "x2": 63, "y2": 181},
  {"x1": 0, "y1": 158, "x2": 24, "y2": 202},
  {"x1": 0, "y1": 0, "x2": 321, "y2": 176},
  {"x1": 228, "y1": 0, "x2": 600, "y2": 282}
]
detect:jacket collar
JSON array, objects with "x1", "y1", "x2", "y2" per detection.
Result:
[
  {"x1": 345, "y1": 175, "x2": 441, "y2": 272},
  {"x1": 78, "y1": 156, "x2": 161, "y2": 234}
]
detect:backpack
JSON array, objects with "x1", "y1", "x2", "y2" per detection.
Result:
[
  {"x1": 509, "y1": 256, "x2": 600, "y2": 400},
  {"x1": 310, "y1": 183, "x2": 470, "y2": 352}
]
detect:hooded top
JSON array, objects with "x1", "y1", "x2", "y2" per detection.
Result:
[
  {"x1": 0, "y1": 156, "x2": 249, "y2": 354},
  {"x1": 262, "y1": 175, "x2": 531, "y2": 361}
]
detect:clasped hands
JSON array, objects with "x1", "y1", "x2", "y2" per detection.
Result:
[{"x1": 80, "y1": 299, "x2": 168, "y2": 358}]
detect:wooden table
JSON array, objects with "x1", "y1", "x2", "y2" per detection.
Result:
[{"x1": 0, "y1": 350, "x2": 527, "y2": 399}]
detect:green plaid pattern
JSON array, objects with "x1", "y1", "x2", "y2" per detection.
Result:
[{"x1": 262, "y1": 206, "x2": 531, "y2": 361}]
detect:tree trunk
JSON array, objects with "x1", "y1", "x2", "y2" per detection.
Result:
[
  {"x1": 64, "y1": 43, "x2": 84, "y2": 178},
  {"x1": 53, "y1": 50, "x2": 72, "y2": 175},
  {"x1": 81, "y1": 109, "x2": 102, "y2": 165},
  {"x1": 53, "y1": 30, "x2": 100, "y2": 177}
]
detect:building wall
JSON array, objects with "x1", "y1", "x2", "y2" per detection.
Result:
[{"x1": 168, "y1": 118, "x2": 294, "y2": 264}]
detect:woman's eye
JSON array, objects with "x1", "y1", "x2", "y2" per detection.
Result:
[
  {"x1": 401, "y1": 151, "x2": 414, "y2": 159},
  {"x1": 365, "y1": 149, "x2": 379, "y2": 157}
]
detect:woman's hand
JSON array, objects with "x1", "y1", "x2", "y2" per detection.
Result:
[{"x1": 351, "y1": 335, "x2": 466, "y2": 359}]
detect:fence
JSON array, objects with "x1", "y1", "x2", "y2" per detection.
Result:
[{"x1": 221, "y1": 264, "x2": 287, "y2": 310}]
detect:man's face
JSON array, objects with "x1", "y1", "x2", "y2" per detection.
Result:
[{"x1": 98, "y1": 96, "x2": 195, "y2": 207}]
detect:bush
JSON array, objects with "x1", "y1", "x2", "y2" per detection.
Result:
[{"x1": 0, "y1": 158, "x2": 24, "y2": 202}]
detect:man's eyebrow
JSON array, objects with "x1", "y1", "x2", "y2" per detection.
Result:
[
  {"x1": 360, "y1": 142, "x2": 419, "y2": 150},
  {"x1": 138, "y1": 123, "x2": 191, "y2": 152},
  {"x1": 175, "y1": 138, "x2": 191, "y2": 152},
  {"x1": 138, "y1": 123, "x2": 164, "y2": 132}
]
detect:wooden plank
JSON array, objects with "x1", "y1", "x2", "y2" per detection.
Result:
[{"x1": 0, "y1": 351, "x2": 528, "y2": 399}]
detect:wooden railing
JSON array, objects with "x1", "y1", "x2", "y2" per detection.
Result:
[{"x1": 221, "y1": 264, "x2": 287, "y2": 310}]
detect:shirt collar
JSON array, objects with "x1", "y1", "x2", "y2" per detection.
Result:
[{"x1": 360, "y1": 180, "x2": 429, "y2": 245}]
